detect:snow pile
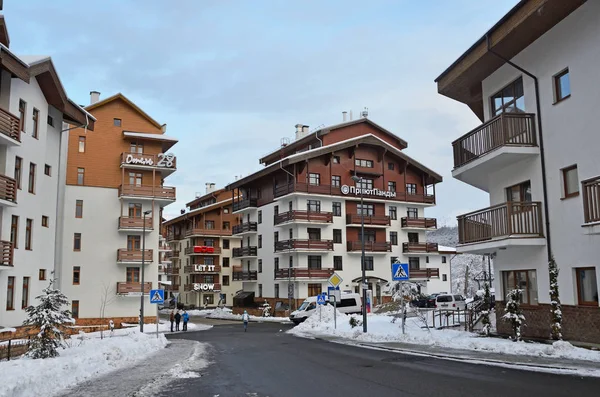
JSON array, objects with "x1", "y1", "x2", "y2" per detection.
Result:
[
  {"x1": 162, "y1": 307, "x2": 291, "y2": 323},
  {"x1": 0, "y1": 330, "x2": 167, "y2": 397}
]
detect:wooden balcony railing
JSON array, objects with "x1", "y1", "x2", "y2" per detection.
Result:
[
  {"x1": 0, "y1": 107, "x2": 20, "y2": 142},
  {"x1": 457, "y1": 201, "x2": 544, "y2": 244},
  {"x1": 232, "y1": 246, "x2": 258, "y2": 258},
  {"x1": 274, "y1": 210, "x2": 333, "y2": 225},
  {"x1": 184, "y1": 283, "x2": 222, "y2": 292},
  {"x1": 402, "y1": 242, "x2": 439, "y2": 253},
  {"x1": 232, "y1": 198, "x2": 258, "y2": 212},
  {"x1": 452, "y1": 113, "x2": 537, "y2": 169},
  {"x1": 165, "y1": 265, "x2": 181, "y2": 274},
  {"x1": 582, "y1": 176, "x2": 600, "y2": 224},
  {"x1": 118, "y1": 216, "x2": 153, "y2": 230},
  {"x1": 232, "y1": 271, "x2": 258, "y2": 281},
  {"x1": 274, "y1": 239, "x2": 334, "y2": 252},
  {"x1": 274, "y1": 268, "x2": 335, "y2": 279},
  {"x1": 165, "y1": 250, "x2": 180, "y2": 259},
  {"x1": 166, "y1": 233, "x2": 182, "y2": 242},
  {"x1": 184, "y1": 228, "x2": 231, "y2": 237},
  {"x1": 184, "y1": 246, "x2": 222, "y2": 255},
  {"x1": 346, "y1": 241, "x2": 392, "y2": 252},
  {"x1": 346, "y1": 214, "x2": 391, "y2": 226},
  {"x1": 0, "y1": 240, "x2": 13, "y2": 267},
  {"x1": 232, "y1": 222, "x2": 258, "y2": 234},
  {"x1": 116, "y1": 282, "x2": 152, "y2": 294},
  {"x1": 0, "y1": 174, "x2": 17, "y2": 203},
  {"x1": 409, "y1": 268, "x2": 440, "y2": 279},
  {"x1": 400, "y1": 217, "x2": 437, "y2": 229},
  {"x1": 121, "y1": 152, "x2": 177, "y2": 169},
  {"x1": 119, "y1": 184, "x2": 176, "y2": 200},
  {"x1": 184, "y1": 264, "x2": 221, "y2": 273},
  {"x1": 116, "y1": 249, "x2": 153, "y2": 262},
  {"x1": 165, "y1": 284, "x2": 180, "y2": 291}
]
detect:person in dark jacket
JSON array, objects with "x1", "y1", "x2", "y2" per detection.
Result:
[
  {"x1": 170, "y1": 310, "x2": 175, "y2": 332},
  {"x1": 174, "y1": 310, "x2": 182, "y2": 331}
]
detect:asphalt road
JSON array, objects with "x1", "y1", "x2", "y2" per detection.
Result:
[{"x1": 161, "y1": 322, "x2": 600, "y2": 397}]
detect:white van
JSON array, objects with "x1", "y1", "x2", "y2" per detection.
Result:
[
  {"x1": 435, "y1": 294, "x2": 467, "y2": 311},
  {"x1": 290, "y1": 293, "x2": 362, "y2": 325}
]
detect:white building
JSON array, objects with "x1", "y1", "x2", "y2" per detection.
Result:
[{"x1": 436, "y1": 0, "x2": 599, "y2": 342}]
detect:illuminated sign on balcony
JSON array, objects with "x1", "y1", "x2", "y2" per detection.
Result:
[
  {"x1": 125, "y1": 153, "x2": 175, "y2": 168},
  {"x1": 193, "y1": 246, "x2": 215, "y2": 253},
  {"x1": 194, "y1": 264, "x2": 216, "y2": 272},
  {"x1": 193, "y1": 283, "x2": 216, "y2": 291},
  {"x1": 341, "y1": 185, "x2": 396, "y2": 198}
]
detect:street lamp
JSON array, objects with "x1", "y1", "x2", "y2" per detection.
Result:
[
  {"x1": 140, "y1": 209, "x2": 152, "y2": 332},
  {"x1": 351, "y1": 175, "x2": 367, "y2": 333}
]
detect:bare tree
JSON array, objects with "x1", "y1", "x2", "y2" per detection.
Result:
[{"x1": 99, "y1": 283, "x2": 116, "y2": 339}]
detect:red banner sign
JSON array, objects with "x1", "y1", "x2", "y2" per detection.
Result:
[{"x1": 193, "y1": 246, "x2": 215, "y2": 253}]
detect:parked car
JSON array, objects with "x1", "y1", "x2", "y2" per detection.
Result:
[
  {"x1": 411, "y1": 293, "x2": 443, "y2": 308},
  {"x1": 289, "y1": 293, "x2": 362, "y2": 325},
  {"x1": 435, "y1": 294, "x2": 467, "y2": 311}
]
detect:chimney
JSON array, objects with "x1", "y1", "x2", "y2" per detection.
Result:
[
  {"x1": 342, "y1": 111, "x2": 347, "y2": 122},
  {"x1": 90, "y1": 91, "x2": 100, "y2": 105},
  {"x1": 205, "y1": 183, "x2": 217, "y2": 194},
  {"x1": 302, "y1": 125, "x2": 309, "y2": 135},
  {"x1": 295, "y1": 124, "x2": 303, "y2": 140},
  {"x1": 349, "y1": 110, "x2": 353, "y2": 121}
]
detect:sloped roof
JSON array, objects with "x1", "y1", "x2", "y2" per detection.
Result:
[{"x1": 85, "y1": 93, "x2": 163, "y2": 129}]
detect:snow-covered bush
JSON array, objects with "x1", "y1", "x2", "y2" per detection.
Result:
[
  {"x1": 480, "y1": 281, "x2": 492, "y2": 336},
  {"x1": 502, "y1": 289, "x2": 525, "y2": 341},
  {"x1": 261, "y1": 300, "x2": 272, "y2": 317},
  {"x1": 548, "y1": 256, "x2": 563, "y2": 340},
  {"x1": 23, "y1": 279, "x2": 75, "y2": 359},
  {"x1": 349, "y1": 316, "x2": 362, "y2": 328}
]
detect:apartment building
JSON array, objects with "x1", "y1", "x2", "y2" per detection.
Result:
[
  {"x1": 0, "y1": 13, "x2": 95, "y2": 327},
  {"x1": 58, "y1": 92, "x2": 177, "y2": 322},
  {"x1": 436, "y1": 0, "x2": 599, "y2": 342},
  {"x1": 225, "y1": 117, "x2": 445, "y2": 309},
  {"x1": 164, "y1": 185, "x2": 242, "y2": 308}
]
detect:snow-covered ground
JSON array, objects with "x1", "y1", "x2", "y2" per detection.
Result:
[
  {"x1": 161, "y1": 307, "x2": 292, "y2": 323},
  {"x1": 120, "y1": 320, "x2": 212, "y2": 334},
  {"x1": 289, "y1": 305, "x2": 600, "y2": 363}
]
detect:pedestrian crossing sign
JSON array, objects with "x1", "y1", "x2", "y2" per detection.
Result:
[
  {"x1": 392, "y1": 262, "x2": 410, "y2": 281},
  {"x1": 149, "y1": 289, "x2": 164, "y2": 304}
]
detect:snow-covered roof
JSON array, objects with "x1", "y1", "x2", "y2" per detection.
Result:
[
  {"x1": 123, "y1": 131, "x2": 179, "y2": 143},
  {"x1": 438, "y1": 245, "x2": 457, "y2": 253},
  {"x1": 18, "y1": 55, "x2": 51, "y2": 66}
]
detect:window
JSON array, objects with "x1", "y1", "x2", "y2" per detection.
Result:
[
  {"x1": 75, "y1": 200, "x2": 84, "y2": 218},
  {"x1": 554, "y1": 68, "x2": 570, "y2": 103},
  {"x1": 408, "y1": 232, "x2": 419, "y2": 243},
  {"x1": 333, "y1": 229, "x2": 342, "y2": 244},
  {"x1": 77, "y1": 168, "x2": 85, "y2": 185},
  {"x1": 44, "y1": 164, "x2": 51, "y2": 176},
  {"x1": 22, "y1": 277, "x2": 30, "y2": 308},
  {"x1": 204, "y1": 257, "x2": 214, "y2": 266},
  {"x1": 333, "y1": 156, "x2": 340, "y2": 164},
  {"x1": 258, "y1": 259, "x2": 262, "y2": 273},
  {"x1": 18, "y1": 100, "x2": 26, "y2": 132},
  {"x1": 406, "y1": 183, "x2": 417, "y2": 195},
  {"x1": 561, "y1": 165, "x2": 579, "y2": 198},
  {"x1": 307, "y1": 228, "x2": 321, "y2": 240},
  {"x1": 506, "y1": 181, "x2": 531, "y2": 202},
  {"x1": 308, "y1": 283, "x2": 322, "y2": 297},
  {"x1": 258, "y1": 235, "x2": 262, "y2": 249},
  {"x1": 502, "y1": 270, "x2": 538, "y2": 305},
  {"x1": 114, "y1": 118, "x2": 122, "y2": 127},
  {"x1": 274, "y1": 257, "x2": 279, "y2": 271},
  {"x1": 7, "y1": 276, "x2": 15, "y2": 310},
  {"x1": 47, "y1": 115, "x2": 54, "y2": 127},
  {"x1": 425, "y1": 256, "x2": 429, "y2": 264},
  {"x1": 331, "y1": 175, "x2": 341, "y2": 187},
  {"x1": 355, "y1": 159, "x2": 374, "y2": 168},
  {"x1": 275, "y1": 284, "x2": 280, "y2": 298},
  {"x1": 258, "y1": 210, "x2": 262, "y2": 224},
  {"x1": 491, "y1": 77, "x2": 524, "y2": 116},
  {"x1": 442, "y1": 274, "x2": 448, "y2": 282},
  {"x1": 14, "y1": 156, "x2": 22, "y2": 189},
  {"x1": 39, "y1": 269, "x2": 46, "y2": 280},
  {"x1": 25, "y1": 218, "x2": 33, "y2": 250},
  {"x1": 274, "y1": 231, "x2": 279, "y2": 243},
  {"x1": 289, "y1": 229, "x2": 293, "y2": 239},
  {"x1": 308, "y1": 173, "x2": 320, "y2": 186},
  {"x1": 576, "y1": 268, "x2": 598, "y2": 306},
  {"x1": 409, "y1": 257, "x2": 420, "y2": 270},
  {"x1": 390, "y1": 231, "x2": 398, "y2": 246},
  {"x1": 32, "y1": 108, "x2": 39, "y2": 139},
  {"x1": 72, "y1": 301, "x2": 79, "y2": 319},
  {"x1": 128, "y1": 203, "x2": 141, "y2": 218},
  {"x1": 223, "y1": 275, "x2": 230, "y2": 286},
  {"x1": 223, "y1": 221, "x2": 230, "y2": 230},
  {"x1": 258, "y1": 284, "x2": 263, "y2": 297},
  {"x1": 407, "y1": 207, "x2": 418, "y2": 218},
  {"x1": 388, "y1": 162, "x2": 395, "y2": 171},
  {"x1": 73, "y1": 233, "x2": 82, "y2": 251},
  {"x1": 28, "y1": 163, "x2": 36, "y2": 193},
  {"x1": 288, "y1": 201, "x2": 293, "y2": 211},
  {"x1": 223, "y1": 207, "x2": 230, "y2": 214},
  {"x1": 332, "y1": 202, "x2": 341, "y2": 217},
  {"x1": 205, "y1": 220, "x2": 215, "y2": 229},
  {"x1": 387, "y1": 181, "x2": 396, "y2": 192},
  {"x1": 361, "y1": 230, "x2": 376, "y2": 242},
  {"x1": 126, "y1": 267, "x2": 140, "y2": 282},
  {"x1": 363, "y1": 256, "x2": 374, "y2": 271},
  {"x1": 289, "y1": 256, "x2": 293, "y2": 267},
  {"x1": 334, "y1": 256, "x2": 343, "y2": 271},
  {"x1": 42, "y1": 216, "x2": 49, "y2": 227},
  {"x1": 78, "y1": 136, "x2": 86, "y2": 153},
  {"x1": 204, "y1": 294, "x2": 215, "y2": 305},
  {"x1": 129, "y1": 172, "x2": 142, "y2": 186},
  {"x1": 223, "y1": 239, "x2": 230, "y2": 249},
  {"x1": 442, "y1": 256, "x2": 447, "y2": 264},
  {"x1": 389, "y1": 206, "x2": 397, "y2": 220},
  {"x1": 130, "y1": 141, "x2": 143, "y2": 154},
  {"x1": 357, "y1": 178, "x2": 373, "y2": 190},
  {"x1": 357, "y1": 203, "x2": 374, "y2": 216},
  {"x1": 73, "y1": 266, "x2": 81, "y2": 285},
  {"x1": 223, "y1": 257, "x2": 230, "y2": 267},
  {"x1": 10, "y1": 215, "x2": 18, "y2": 249},
  {"x1": 307, "y1": 200, "x2": 321, "y2": 212}
]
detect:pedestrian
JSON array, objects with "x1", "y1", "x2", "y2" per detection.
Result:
[
  {"x1": 242, "y1": 310, "x2": 249, "y2": 332},
  {"x1": 109, "y1": 319, "x2": 115, "y2": 337},
  {"x1": 174, "y1": 309, "x2": 182, "y2": 331},
  {"x1": 170, "y1": 309, "x2": 175, "y2": 332},
  {"x1": 182, "y1": 310, "x2": 189, "y2": 331}
]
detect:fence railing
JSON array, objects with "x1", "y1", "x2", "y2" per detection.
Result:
[
  {"x1": 402, "y1": 242, "x2": 439, "y2": 253},
  {"x1": 0, "y1": 107, "x2": 20, "y2": 142},
  {"x1": 119, "y1": 184, "x2": 176, "y2": 200},
  {"x1": 233, "y1": 271, "x2": 258, "y2": 281},
  {"x1": 117, "y1": 249, "x2": 153, "y2": 262},
  {"x1": 274, "y1": 239, "x2": 334, "y2": 252},
  {"x1": 232, "y1": 246, "x2": 258, "y2": 257},
  {"x1": 582, "y1": 176, "x2": 600, "y2": 224},
  {"x1": 400, "y1": 217, "x2": 437, "y2": 229},
  {"x1": 346, "y1": 214, "x2": 391, "y2": 226},
  {"x1": 274, "y1": 210, "x2": 333, "y2": 225},
  {"x1": 232, "y1": 222, "x2": 258, "y2": 234},
  {"x1": 118, "y1": 216, "x2": 153, "y2": 230},
  {"x1": 0, "y1": 174, "x2": 17, "y2": 203},
  {"x1": 0, "y1": 241, "x2": 14, "y2": 267},
  {"x1": 232, "y1": 199, "x2": 258, "y2": 212},
  {"x1": 274, "y1": 267, "x2": 335, "y2": 279},
  {"x1": 346, "y1": 241, "x2": 392, "y2": 252}
]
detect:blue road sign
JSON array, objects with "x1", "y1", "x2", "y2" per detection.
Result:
[
  {"x1": 392, "y1": 262, "x2": 410, "y2": 281},
  {"x1": 149, "y1": 289, "x2": 164, "y2": 304},
  {"x1": 316, "y1": 294, "x2": 327, "y2": 305}
]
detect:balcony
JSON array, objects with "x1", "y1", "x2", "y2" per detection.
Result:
[
  {"x1": 116, "y1": 249, "x2": 153, "y2": 264},
  {"x1": 184, "y1": 246, "x2": 222, "y2": 255},
  {"x1": 232, "y1": 198, "x2": 257, "y2": 213},
  {"x1": 347, "y1": 241, "x2": 392, "y2": 253},
  {"x1": 165, "y1": 265, "x2": 181, "y2": 274},
  {"x1": 402, "y1": 242, "x2": 439, "y2": 254},
  {"x1": 120, "y1": 152, "x2": 177, "y2": 176},
  {"x1": 0, "y1": 174, "x2": 17, "y2": 206},
  {"x1": 274, "y1": 268, "x2": 335, "y2": 280},
  {"x1": 409, "y1": 268, "x2": 440, "y2": 280},
  {"x1": 184, "y1": 228, "x2": 231, "y2": 238},
  {"x1": 582, "y1": 176, "x2": 600, "y2": 234},
  {"x1": 232, "y1": 246, "x2": 258, "y2": 258},
  {"x1": 452, "y1": 113, "x2": 538, "y2": 192},
  {"x1": 166, "y1": 233, "x2": 183, "y2": 242},
  {"x1": 274, "y1": 210, "x2": 333, "y2": 226},
  {"x1": 119, "y1": 184, "x2": 176, "y2": 202},
  {"x1": 274, "y1": 239, "x2": 334, "y2": 252},
  {"x1": 0, "y1": 241, "x2": 13, "y2": 268},
  {"x1": 400, "y1": 217, "x2": 437, "y2": 230},
  {"x1": 0, "y1": 107, "x2": 20, "y2": 145},
  {"x1": 232, "y1": 222, "x2": 258, "y2": 235},
  {"x1": 165, "y1": 250, "x2": 180, "y2": 259},
  {"x1": 184, "y1": 264, "x2": 221, "y2": 273},
  {"x1": 116, "y1": 282, "x2": 152, "y2": 295},
  {"x1": 184, "y1": 283, "x2": 222, "y2": 292},
  {"x1": 346, "y1": 214, "x2": 390, "y2": 227},
  {"x1": 457, "y1": 201, "x2": 545, "y2": 254},
  {"x1": 165, "y1": 283, "x2": 180, "y2": 291},
  {"x1": 118, "y1": 216, "x2": 153, "y2": 232},
  {"x1": 232, "y1": 271, "x2": 258, "y2": 281}
]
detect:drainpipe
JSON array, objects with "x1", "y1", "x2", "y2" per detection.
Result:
[{"x1": 486, "y1": 34, "x2": 552, "y2": 263}]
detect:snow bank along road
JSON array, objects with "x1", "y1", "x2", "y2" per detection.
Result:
[{"x1": 163, "y1": 323, "x2": 600, "y2": 397}]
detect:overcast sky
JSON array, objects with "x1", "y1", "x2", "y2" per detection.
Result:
[{"x1": 7, "y1": 0, "x2": 518, "y2": 223}]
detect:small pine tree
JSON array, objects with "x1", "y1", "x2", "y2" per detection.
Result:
[
  {"x1": 480, "y1": 281, "x2": 492, "y2": 336},
  {"x1": 261, "y1": 300, "x2": 272, "y2": 317},
  {"x1": 548, "y1": 256, "x2": 563, "y2": 340},
  {"x1": 23, "y1": 279, "x2": 74, "y2": 359},
  {"x1": 502, "y1": 289, "x2": 525, "y2": 341}
]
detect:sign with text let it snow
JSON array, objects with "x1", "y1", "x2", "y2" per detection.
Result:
[{"x1": 193, "y1": 283, "x2": 219, "y2": 292}]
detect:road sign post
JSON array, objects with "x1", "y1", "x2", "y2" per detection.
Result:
[
  {"x1": 149, "y1": 289, "x2": 164, "y2": 338},
  {"x1": 317, "y1": 293, "x2": 326, "y2": 322},
  {"x1": 328, "y1": 273, "x2": 342, "y2": 329}
]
